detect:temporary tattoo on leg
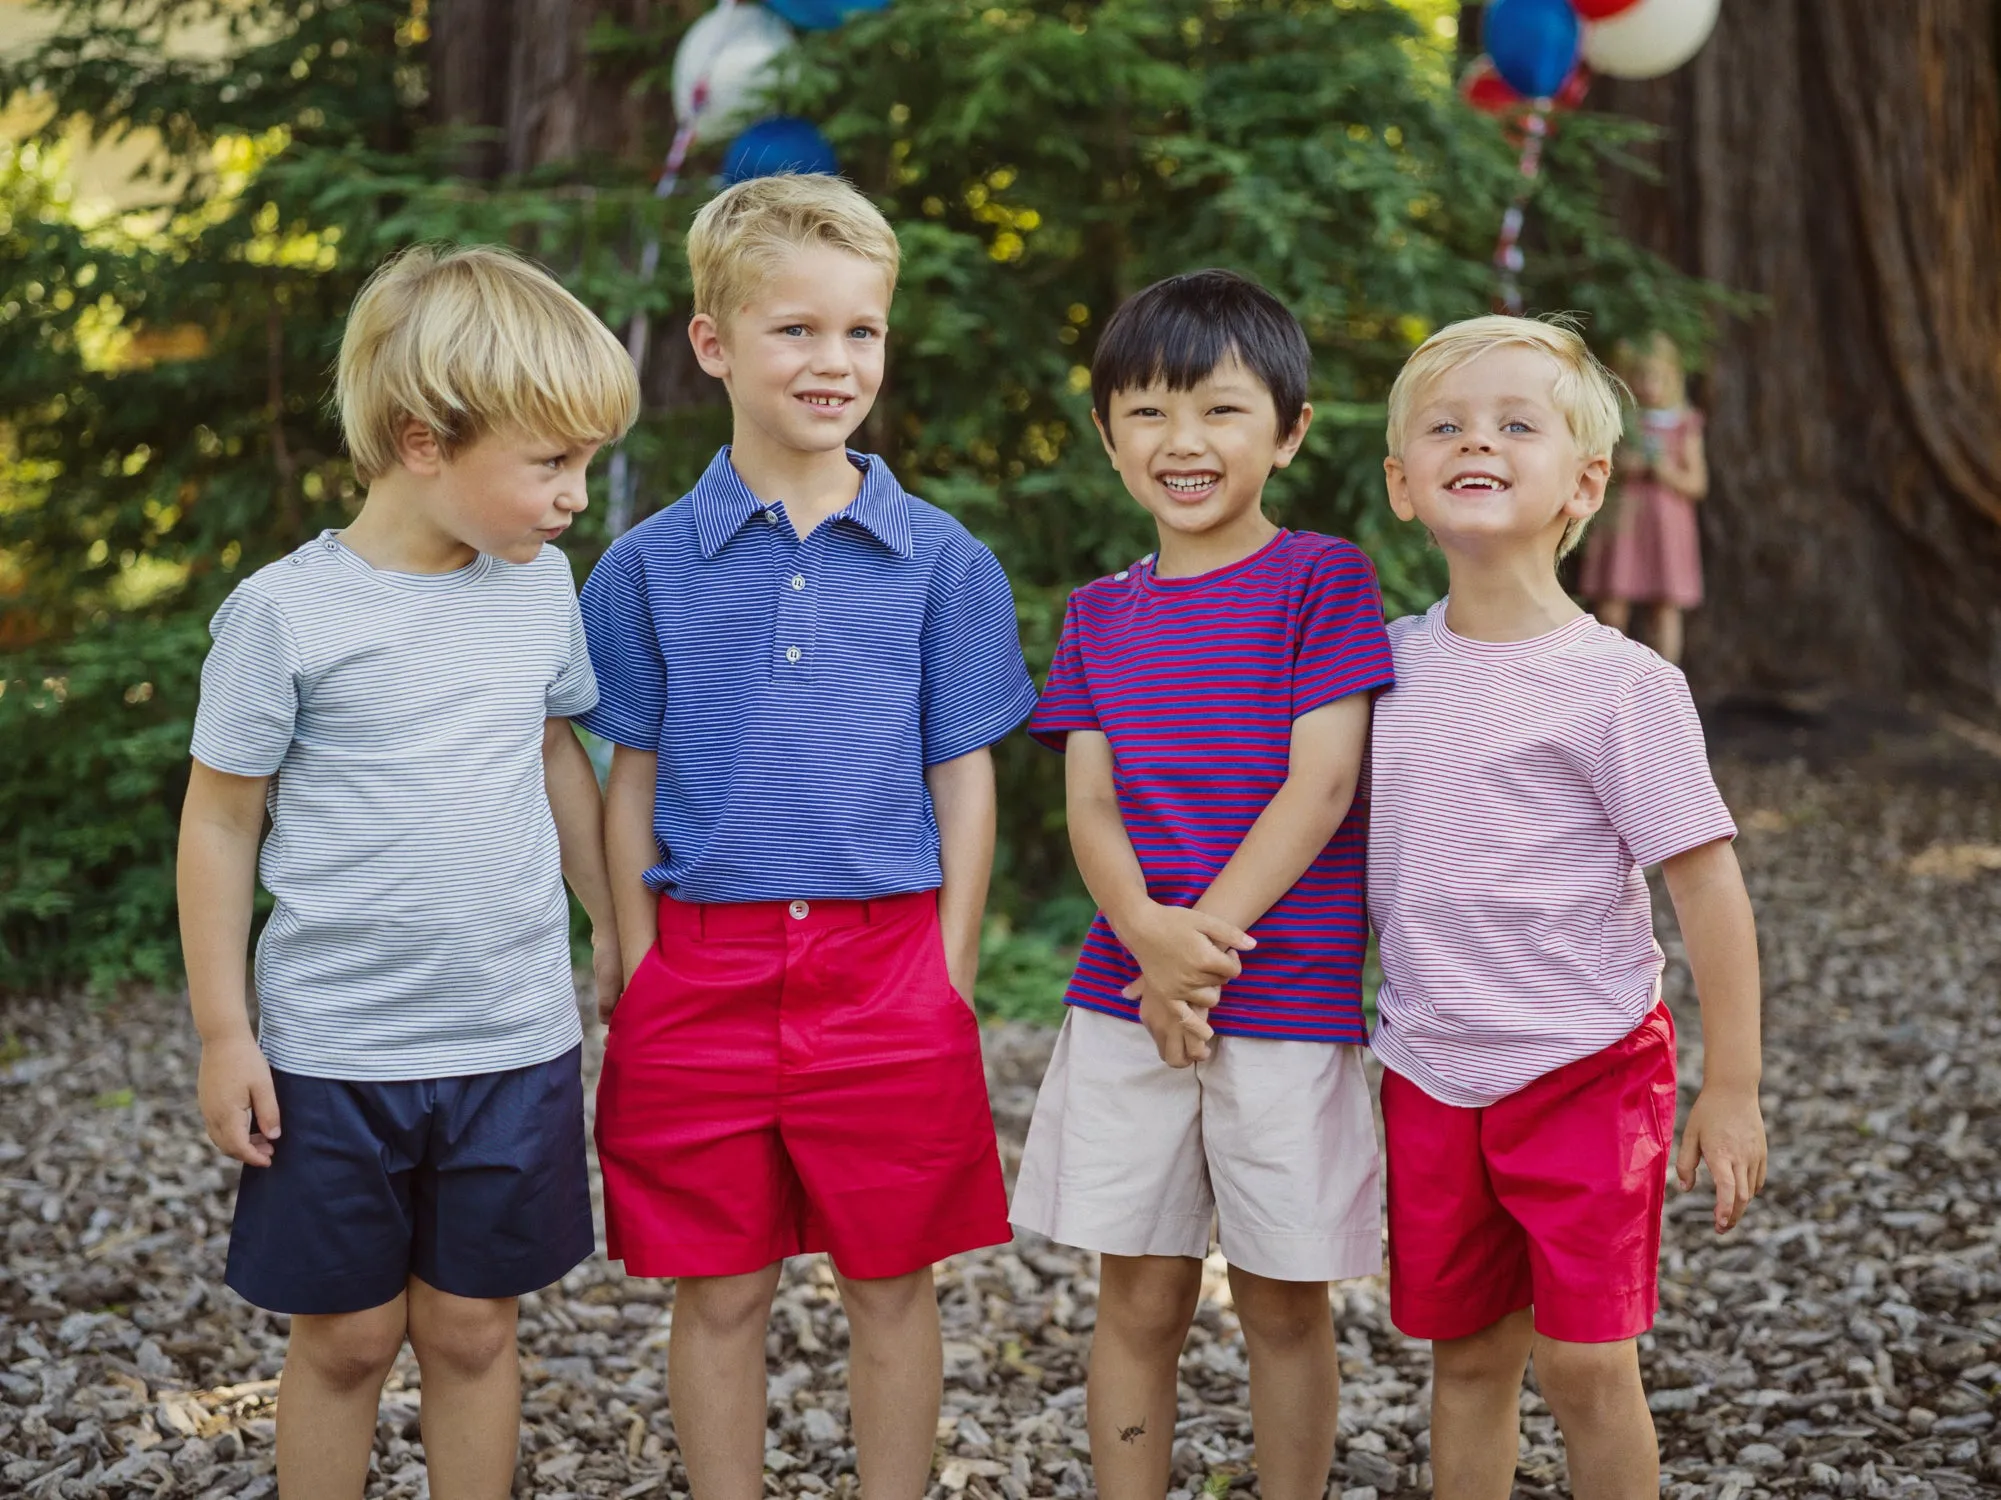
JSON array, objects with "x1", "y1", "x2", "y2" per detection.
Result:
[{"x1": 1118, "y1": 1419, "x2": 1147, "y2": 1444}]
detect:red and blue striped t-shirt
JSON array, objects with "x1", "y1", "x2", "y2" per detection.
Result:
[{"x1": 1029, "y1": 529, "x2": 1396, "y2": 1043}]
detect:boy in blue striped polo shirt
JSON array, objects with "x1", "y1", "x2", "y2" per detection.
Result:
[{"x1": 578, "y1": 174, "x2": 1036, "y2": 1499}]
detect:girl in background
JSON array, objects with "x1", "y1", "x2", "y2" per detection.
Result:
[{"x1": 1582, "y1": 333, "x2": 1708, "y2": 664}]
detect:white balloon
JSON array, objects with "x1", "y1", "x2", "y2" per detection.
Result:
[
  {"x1": 672, "y1": 4, "x2": 797, "y2": 145},
  {"x1": 1581, "y1": 0, "x2": 1721, "y2": 80}
]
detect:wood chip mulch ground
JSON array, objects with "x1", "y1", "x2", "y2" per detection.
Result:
[{"x1": 3, "y1": 758, "x2": 1998, "y2": 1499}]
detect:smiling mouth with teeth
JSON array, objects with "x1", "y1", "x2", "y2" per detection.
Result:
[
  {"x1": 1447, "y1": 473, "x2": 1509, "y2": 491},
  {"x1": 1160, "y1": 474, "x2": 1220, "y2": 493},
  {"x1": 799, "y1": 394, "x2": 850, "y2": 408}
]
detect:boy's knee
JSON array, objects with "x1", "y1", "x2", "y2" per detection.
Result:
[
  {"x1": 291, "y1": 1306, "x2": 406, "y2": 1391},
  {"x1": 408, "y1": 1291, "x2": 517, "y2": 1380},
  {"x1": 1227, "y1": 1271, "x2": 1331, "y2": 1351},
  {"x1": 836, "y1": 1266, "x2": 934, "y2": 1327},
  {"x1": 1098, "y1": 1256, "x2": 1203, "y2": 1349},
  {"x1": 1434, "y1": 1311, "x2": 1533, "y2": 1389},
  {"x1": 676, "y1": 1271, "x2": 780, "y2": 1341},
  {"x1": 1532, "y1": 1338, "x2": 1643, "y2": 1423}
]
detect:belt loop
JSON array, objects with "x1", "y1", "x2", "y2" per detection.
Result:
[
  {"x1": 696, "y1": 902, "x2": 708, "y2": 940},
  {"x1": 862, "y1": 899, "x2": 874, "y2": 925}
]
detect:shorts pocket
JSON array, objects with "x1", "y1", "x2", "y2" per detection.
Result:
[{"x1": 605, "y1": 941, "x2": 666, "y2": 1037}]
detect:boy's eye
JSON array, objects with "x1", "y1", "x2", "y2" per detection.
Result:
[
  {"x1": 781, "y1": 324, "x2": 808, "y2": 337},
  {"x1": 541, "y1": 455, "x2": 568, "y2": 470},
  {"x1": 1430, "y1": 421, "x2": 1460, "y2": 435},
  {"x1": 1504, "y1": 420, "x2": 1534, "y2": 434},
  {"x1": 848, "y1": 326, "x2": 880, "y2": 341},
  {"x1": 1208, "y1": 405, "x2": 1241, "y2": 416},
  {"x1": 1128, "y1": 407, "x2": 1164, "y2": 419}
]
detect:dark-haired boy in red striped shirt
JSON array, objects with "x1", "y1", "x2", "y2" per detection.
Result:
[{"x1": 1010, "y1": 270, "x2": 1394, "y2": 1500}]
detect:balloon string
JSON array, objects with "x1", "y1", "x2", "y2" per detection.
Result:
[
  {"x1": 609, "y1": 0, "x2": 738, "y2": 537},
  {"x1": 1493, "y1": 105, "x2": 1550, "y2": 317}
]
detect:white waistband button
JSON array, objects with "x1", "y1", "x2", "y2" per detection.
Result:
[{"x1": 788, "y1": 900, "x2": 810, "y2": 920}]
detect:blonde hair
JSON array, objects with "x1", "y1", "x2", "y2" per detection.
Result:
[
  {"x1": 336, "y1": 244, "x2": 640, "y2": 485},
  {"x1": 687, "y1": 174, "x2": 901, "y2": 326},
  {"x1": 1385, "y1": 314, "x2": 1629, "y2": 557}
]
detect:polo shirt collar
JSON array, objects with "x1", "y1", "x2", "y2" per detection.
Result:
[{"x1": 690, "y1": 448, "x2": 914, "y2": 560}]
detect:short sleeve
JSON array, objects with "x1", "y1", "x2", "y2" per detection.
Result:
[
  {"x1": 1026, "y1": 596, "x2": 1099, "y2": 751},
  {"x1": 575, "y1": 538, "x2": 666, "y2": 751},
  {"x1": 545, "y1": 581, "x2": 599, "y2": 719},
  {"x1": 1292, "y1": 544, "x2": 1396, "y2": 717},
  {"x1": 920, "y1": 541, "x2": 1038, "y2": 766},
  {"x1": 1591, "y1": 665, "x2": 1737, "y2": 867},
  {"x1": 190, "y1": 585, "x2": 301, "y2": 777}
]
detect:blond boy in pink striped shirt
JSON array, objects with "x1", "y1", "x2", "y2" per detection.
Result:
[{"x1": 1372, "y1": 316, "x2": 1767, "y2": 1499}]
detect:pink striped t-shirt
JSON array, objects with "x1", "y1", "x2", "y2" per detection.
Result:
[{"x1": 1367, "y1": 601, "x2": 1736, "y2": 1107}]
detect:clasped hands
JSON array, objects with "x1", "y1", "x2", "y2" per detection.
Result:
[{"x1": 1118, "y1": 903, "x2": 1255, "y2": 1068}]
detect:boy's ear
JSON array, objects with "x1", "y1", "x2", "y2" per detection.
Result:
[
  {"x1": 1383, "y1": 455, "x2": 1417, "y2": 522},
  {"x1": 688, "y1": 312, "x2": 731, "y2": 380},
  {"x1": 1090, "y1": 407, "x2": 1118, "y2": 462},
  {"x1": 1271, "y1": 402, "x2": 1314, "y2": 471},
  {"x1": 395, "y1": 418, "x2": 445, "y2": 476},
  {"x1": 1568, "y1": 454, "x2": 1612, "y2": 522}
]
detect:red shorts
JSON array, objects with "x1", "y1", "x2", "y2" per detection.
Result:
[
  {"x1": 1382, "y1": 1004, "x2": 1677, "y2": 1344},
  {"x1": 596, "y1": 890, "x2": 1009, "y2": 1280}
]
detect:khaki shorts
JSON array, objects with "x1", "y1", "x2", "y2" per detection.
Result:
[{"x1": 1009, "y1": 1006, "x2": 1383, "y2": 1283}]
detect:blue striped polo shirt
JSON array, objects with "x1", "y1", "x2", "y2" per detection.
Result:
[
  {"x1": 577, "y1": 448, "x2": 1037, "y2": 902},
  {"x1": 1028, "y1": 530, "x2": 1395, "y2": 1042}
]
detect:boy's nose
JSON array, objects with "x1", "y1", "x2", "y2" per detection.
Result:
[{"x1": 810, "y1": 334, "x2": 853, "y2": 374}]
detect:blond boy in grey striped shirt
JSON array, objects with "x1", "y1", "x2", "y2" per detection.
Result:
[{"x1": 178, "y1": 244, "x2": 635, "y2": 1498}]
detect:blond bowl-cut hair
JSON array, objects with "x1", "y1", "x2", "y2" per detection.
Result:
[
  {"x1": 337, "y1": 244, "x2": 640, "y2": 485},
  {"x1": 1386, "y1": 314, "x2": 1629, "y2": 557},
  {"x1": 687, "y1": 173, "x2": 901, "y2": 327}
]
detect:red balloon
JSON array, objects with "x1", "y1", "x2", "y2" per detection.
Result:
[
  {"x1": 1462, "y1": 57, "x2": 1521, "y2": 115},
  {"x1": 1569, "y1": 0, "x2": 1641, "y2": 17},
  {"x1": 1461, "y1": 55, "x2": 1591, "y2": 116}
]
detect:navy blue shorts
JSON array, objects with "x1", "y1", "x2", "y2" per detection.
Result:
[{"x1": 224, "y1": 1046, "x2": 594, "y2": 1315}]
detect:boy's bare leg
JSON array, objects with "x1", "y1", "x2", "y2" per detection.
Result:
[
  {"x1": 1650, "y1": 604, "x2": 1684, "y2": 665},
  {"x1": 406, "y1": 1279, "x2": 522, "y2": 1500},
  {"x1": 1430, "y1": 1308, "x2": 1534, "y2": 1500},
  {"x1": 1532, "y1": 1335, "x2": 1659, "y2": 1500},
  {"x1": 1593, "y1": 598, "x2": 1632, "y2": 635},
  {"x1": 1088, "y1": 1254, "x2": 1203, "y2": 1500},
  {"x1": 276, "y1": 1295, "x2": 408, "y2": 1499},
  {"x1": 836, "y1": 1266, "x2": 945, "y2": 1500},
  {"x1": 670, "y1": 1266, "x2": 784, "y2": 1500},
  {"x1": 1227, "y1": 1267, "x2": 1339, "y2": 1500}
]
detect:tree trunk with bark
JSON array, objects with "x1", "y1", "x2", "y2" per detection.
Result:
[
  {"x1": 1592, "y1": 0, "x2": 2001, "y2": 722},
  {"x1": 427, "y1": 0, "x2": 683, "y2": 174}
]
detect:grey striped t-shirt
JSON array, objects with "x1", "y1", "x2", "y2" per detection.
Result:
[{"x1": 190, "y1": 531, "x2": 597, "y2": 1080}]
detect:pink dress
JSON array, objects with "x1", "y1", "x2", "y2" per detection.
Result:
[{"x1": 1580, "y1": 407, "x2": 1704, "y2": 609}]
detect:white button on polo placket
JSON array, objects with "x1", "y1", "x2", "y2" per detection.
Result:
[
  {"x1": 791, "y1": 574, "x2": 806, "y2": 591},
  {"x1": 785, "y1": 645, "x2": 802, "y2": 664}
]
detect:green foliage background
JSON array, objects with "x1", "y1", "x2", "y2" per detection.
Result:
[{"x1": 0, "y1": 0, "x2": 1721, "y2": 1002}]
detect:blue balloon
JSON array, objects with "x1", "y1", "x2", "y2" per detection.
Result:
[
  {"x1": 1483, "y1": 0, "x2": 1580, "y2": 101},
  {"x1": 763, "y1": 0, "x2": 887, "y2": 30},
  {"x1": 721, "y1": 116, "x2": 839, "y2": 183}
]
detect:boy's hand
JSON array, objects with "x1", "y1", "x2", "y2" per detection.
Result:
[
  {"x1": 1677, "y1": 1084, "x2": 1767, "y2": 1234},
  {"x1": 592, "y1": 928, "x2": 624, "y2": 1024},
  {"x1": 1122, "y1": 903, "x2": 1251, "y2": 1009},
  {"x1": 1134, "y1": 979, "x2": 1214, "y2": 1068},
  {"x1": 198, "y1": 1035, "x2": 281, "y2": 1167}
]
